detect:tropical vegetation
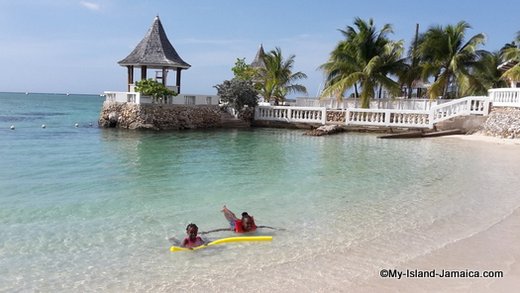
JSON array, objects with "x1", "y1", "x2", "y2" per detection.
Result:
[
  {"x1": 214, "y1": 79, "x2": 258, "y2": 114},
  {"x1": 223, "y1": 47, "x2": 308, "y2": 107},
  {"x1": 223, "y1": 19, "x2": 518, "y2": 111},
  {"x1": 231, "y1": 58, "x2": 258, "y2": 81},
  {"x1": 501, "y1": 31, "x2": 520, "y2": 83},
  {"x1": 135, "y1": 79, "x2": 177, "y2": 98},
  {"x1": 320, "y1": 18, "x2": 519, "y2": 108},
  {"x1": 256, "y1": 47, "x2": 308, "y2": 105},
  {"x1": 320, "y1": 18, "x2": 405, "y2": 108},
  {"x1": 415, "y1": 21, "x2": 486, "y2": 99}
]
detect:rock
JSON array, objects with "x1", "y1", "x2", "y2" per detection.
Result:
[
  {"x1": 99, "y1": 102, "x2": 223, "y2": 130},
  {"x1": 303, "y1": 124, "x2": 343, "y2": 136},
  {"x1": 478, "y1": 108, "x2": 520, "y2": 139},
  {"x1": 108, "y1": 111, "x2": 118, "y2": 127}
]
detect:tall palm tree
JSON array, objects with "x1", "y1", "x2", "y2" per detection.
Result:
[
  {"x1": 417, "y1": 21, "x2": 486, "y2": 99},
  {"x1": 396, "y1": 24, "x2": 424, "y2": 99},
  {"x1": 320, "y1": 40, "x2": 361, "y2": 100},
  {"x1": 320, "y1": 18, "x2": 405, "y2": 108},
  {"x1": 257, "y1": 47, "x2": 307, "y2": 104},
  {"x1": 501, "y1": 31, "x2": 520, "y2": 83}
]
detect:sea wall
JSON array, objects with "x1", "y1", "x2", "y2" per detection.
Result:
[
  {"x1": 479, "y1": 107, "x2": 520, "y2": 138},
  {"x1": 98, "y1": 101, "x2": 222, "y2": 130}
]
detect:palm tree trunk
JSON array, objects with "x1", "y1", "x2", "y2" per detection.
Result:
[{"x1": 443, "y1": 75, "x2": 450, "y2": 98}]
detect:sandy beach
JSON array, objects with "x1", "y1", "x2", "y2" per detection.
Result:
[
  {"x1": 354, "y1": 207, "x2": 520, "y2": 292},
  {"x1": 354, "y1": 134, "x2": 520, "y2": 292},
  {"x1": 444, "y1": 134, "x2": 520, "y2": 146}
]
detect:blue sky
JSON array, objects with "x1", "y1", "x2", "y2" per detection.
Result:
[{"x1": 0, "y1": 0, "x2": 518, "y2": 95}]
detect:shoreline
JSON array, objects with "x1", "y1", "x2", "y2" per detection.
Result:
[
  {"x1": 352, "y1": 133, "x2": 520, "y2": 292},
  {"x1": 355, "y1": 206, "x2": 520, "y2": 292},
  {"x1": 439, "y1": 133, "x2": 520, "y2": 145}
]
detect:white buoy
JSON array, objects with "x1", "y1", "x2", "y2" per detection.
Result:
[
  {"x1": 10, "y1": 125, "x2": 15, "y2": 130},
  {"x1": 42, "y1": 124, "x2": 46, "y2": 129},
  {"x1": 75, "y1": 123, "x2": 79, "y2": 128}
]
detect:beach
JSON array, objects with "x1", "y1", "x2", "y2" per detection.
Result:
[
  {"x1": 350, "y1": 134, "x2": 520, "y2": 292},
  {"x1": 355, "y1": 202, "x2": 520, "y2": 292}
]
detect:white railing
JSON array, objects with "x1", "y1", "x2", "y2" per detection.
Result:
[
  {"x1": 103, "y1": 91, "x2": 219, "y2": 106},
  {"x1": 488, "y1": 88, "x2": 520, "y2": 107},
  {"x1": 255, "y1": 106, "x2": 326, "y2": 124},
  {"x1": 104, "y1": 91, "x2": 141, "y2": 104},
  {"x1": 429, "y1": 96, "x2": 489, "y2": 124},
  {"x1": 255, "y1": 96, "x2": 491, "y2": 129},
  {"x1": 345, "y1": 108, "x2": 431, "y2": 128},
  {"x1": 296, "y1": 97, "x2": 442, "y2": 110}
]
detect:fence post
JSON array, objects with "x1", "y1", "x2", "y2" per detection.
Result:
[
  {"x1": 483, "y1": 98, "x2": 491, "y2": 115},
  {"x1": 428, "y1": 109, "x2": 434, "y2": 129},
  {"x1": 321, "y1": 107, "x2": 327, "y2": 124},
  {"x1": 345, "y1": 109, "x2": 350, "y2": 126},
  {"x1": 384, "y1": 109, "x2": 391, "y2": 126},
  {"x1": 287, "y1": 108, "x2": 292, "y2": 122}
]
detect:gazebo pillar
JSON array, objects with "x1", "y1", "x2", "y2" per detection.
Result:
[
  {"x1": 162, "y1": 67, "x2": 168, "y2": 86},
  {"x1": 141, "y1": 66, "x2": 147, "y2": 80},
  {"x1": 127, "y1": 66, "x2": 134, "y2": 92},
  {"x1": 176, "y1": 68, "x2": 182, "y2": 93}
]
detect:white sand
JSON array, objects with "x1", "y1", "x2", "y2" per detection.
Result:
[
  {"x1": 352, "y1": 133, "x2": 520, "y2": 292},
  {"x1": 443, "y1": 134, "x2": 520, "y2": 145},
  {"x1": 354, "y1": 207, "x2": 520, "y2": 292}
]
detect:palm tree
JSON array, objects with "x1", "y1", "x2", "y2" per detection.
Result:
[
  {"x1": 320, "y1": 40, "x2": 361, "y2": 100},
  {"x1": 257, "y1": 47, "x2": 307, "y2": 104},
  {"x1": 320, "y1": 18, "x2": 405, "y2": 108},
  {"x1": 501, "y1": 31, "x2": 520, "y2": 83},
  {"x1": 417, "y1": 21, "x2": 486, "y2": 99},
  {"x1": 396, "y1": 24, "x2": 424, "y2": 99},
  {"x1": 464, "y1": 51, "x2": 507, "y2": 95}
]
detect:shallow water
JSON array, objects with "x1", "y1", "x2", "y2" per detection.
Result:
[{"x1": 1, "y1": 92, "x2": 520, "y2": 292}]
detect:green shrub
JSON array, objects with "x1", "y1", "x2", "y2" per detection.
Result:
[{"x1": 135, "y1": 79, "x2": 177, "y2": 98}]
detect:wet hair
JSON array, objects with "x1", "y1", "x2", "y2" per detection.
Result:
[
  {"x1": 241, "y1": 212, "x2": 250, "y2": 218},
  {"x1": 186, "y1": 223, "x2": 198, "y2": 231}
]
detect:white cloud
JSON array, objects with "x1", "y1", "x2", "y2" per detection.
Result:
[{"x1": 80, "y1": 1, "x2": 100, "y2": 11}]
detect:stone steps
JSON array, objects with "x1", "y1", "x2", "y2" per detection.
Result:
[{"x1": 220, "y1": 112, "x2": 250, "y2": 128}]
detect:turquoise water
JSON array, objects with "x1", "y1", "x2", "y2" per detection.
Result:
[{"x1": 1, "y1": 92, "x2": 520, "y2": 291}]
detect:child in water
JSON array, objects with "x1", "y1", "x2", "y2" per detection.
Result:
[
  {"x1": 222, "y1": 205, "x2": 257, "y2": 233},
  {"x1": 181, "y1": 223, "x2": 205, "y2": 248}
]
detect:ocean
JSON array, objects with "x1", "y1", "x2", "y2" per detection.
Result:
[{"x1": 1, "y1": 92, "x2": 520, "y2": 292}]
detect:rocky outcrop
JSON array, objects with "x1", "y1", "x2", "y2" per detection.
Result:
[
  {"x1": 478, "y1": 107, "x2": 520, "y2": 139},
  {"x1": 303, "y1": 125, "x2": 343, "y2": 136},
  {"x1": 98, "y1": 101, "x2": 223, "y2": 130}
]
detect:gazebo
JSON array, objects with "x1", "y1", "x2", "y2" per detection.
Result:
[
  {"x1": 250, "y1": 44, "x2": 266, "y2": 69},
  {"x1": 118, "y1": 16, "x2": 190, "y2": 93}
]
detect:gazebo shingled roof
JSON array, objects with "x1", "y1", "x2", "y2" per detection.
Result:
[
  {"x1": 250, "y1": 44, "x2": 266, "y2": 69},
  {"x1": 118, "y1": 16, "x2": 190, "y2": 69}
]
